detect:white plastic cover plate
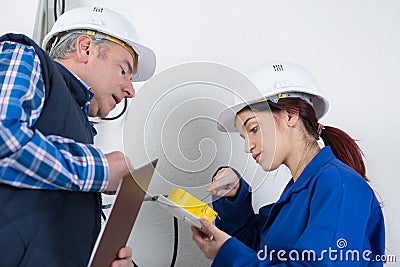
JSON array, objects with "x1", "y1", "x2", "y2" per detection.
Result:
[{"x1": 156, "y1": 194, "x2": 212, "y2": 236}]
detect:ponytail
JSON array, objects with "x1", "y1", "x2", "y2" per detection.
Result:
[{"x1": 320, "y1": 126, "x2": 368, "y2": 181}]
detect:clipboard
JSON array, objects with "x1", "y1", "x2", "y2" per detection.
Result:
[{"x1": 88, "y1": 159, "x2": 158, "y2": 267}]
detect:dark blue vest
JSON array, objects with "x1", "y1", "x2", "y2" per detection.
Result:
[{"x1": 0, "y1": 33, "x2": 101, "y2": 267}]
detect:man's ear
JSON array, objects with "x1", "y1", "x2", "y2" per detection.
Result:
[{"x1": 75, "y1": 35, "x2": 93, "y2": 63}]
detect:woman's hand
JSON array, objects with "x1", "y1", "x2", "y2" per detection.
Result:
[
  {"x1": 191, "y1": 218, "x2": 231, "y2": 260},
  {"x1": 207, "y1": 167, "x2": 240, "y2": 197},
  {"x1": 110, "y1": 247, "x2": 133, "y2": 267}
]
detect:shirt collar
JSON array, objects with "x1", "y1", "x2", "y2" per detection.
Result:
[
  {"x1": 69, "y1": 71, "x2": 94, "y2": 101},
  {"x1": 276, "y1": 146, "x2": 336, "y2": 204},
  {"x1": 68, "y1": 70, "x2": 94, "y2": 116},
  {"x1": 293, "y1": 146, "x2": 336, "y2": 191}
]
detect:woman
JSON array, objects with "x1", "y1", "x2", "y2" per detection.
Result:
[{"x1": 192, "y1": 62, "x2": 385, "y2": 266}]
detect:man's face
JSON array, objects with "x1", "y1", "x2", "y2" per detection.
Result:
[{"x1": 86, "y1": 42, "x2": 136, "y2": 117}]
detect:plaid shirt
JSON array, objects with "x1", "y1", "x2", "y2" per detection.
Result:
[{"x1": 0, "y1": 40, "x2": 109, "y2": 192}]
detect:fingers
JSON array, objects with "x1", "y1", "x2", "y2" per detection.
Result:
[
  {"x1": 191, "y1": 219, "x2": 232, "y2": 260},
  {"x1": 207, "y1": 169, "x2": 230, "y2": 191},
  {"x1": 199, "y1": 218, "x2": 215, "y2": 239},
  {"x1": 191, "y1": 226, "x2": 206, "y2": 243},
  {"x1": 191, "y1": 225, "x2": 213, "y2": 253},
  {"x1": 200, "y1": 218, "x2": 213, "y2": 232},
  {"x1": 105, "y1": 151, "x2": 131, "y2": 192},
  {"x1": 118, "y1": 246, "x2": 132, "y2": 259},
  {"x1": 191, "y1": 219, "x2": 214, "y2": 241},
  {"x1": 110, "y1": 258, "x2": 133, "y2": 267},
  {"x1": 103, "y1": 190, "x2": 117, "y2": 195},
  {"x1": 110, "y1": 247, "x2": 133, "y2": 267},
  {"x1": 211, "y1": 188, "x2": 231, "y2": 197},
  {"x1": 207, "y1": 170, "x2": 240, "y2": 197},
  {"x1": 207, "y1": 180, "x2": 229, "y2": 193},
  {"x1": 214, "y1": 168, "x2": 232, "y2": 182}
]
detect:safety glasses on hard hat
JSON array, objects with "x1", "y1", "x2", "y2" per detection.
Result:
[{"x1": 251, "y1": 91, "x2": 315, "y2": 106}]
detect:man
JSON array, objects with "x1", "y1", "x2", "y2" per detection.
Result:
[{"x1": 0, "y1": 6, "x2": 156, "y2": 266}]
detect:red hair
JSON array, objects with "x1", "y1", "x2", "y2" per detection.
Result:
[{"x1": 320, "y1": 126, "x2": 367, "y2": 181}]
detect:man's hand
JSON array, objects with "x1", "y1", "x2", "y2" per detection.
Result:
[
  {"x1": 192, "y1": 218, "x2": 231, "y2": 260},
  {"x1": 104, "y1": 151, "x2": 132, "y2": 194},
  {"x1": 110, "y1": 247, "x2": 133, "y2": 267}
]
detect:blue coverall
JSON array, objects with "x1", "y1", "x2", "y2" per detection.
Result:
[{"x1": 212, "y1": 146, "x2": 385, "y2": 266}]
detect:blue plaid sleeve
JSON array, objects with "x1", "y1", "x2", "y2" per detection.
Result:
[{"x1": 0, "y1": 41, "x2": 109, "y2": 192}]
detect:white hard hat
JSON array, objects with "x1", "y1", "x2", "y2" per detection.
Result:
[
  {"x1": 42, "y1": 6, "x2": 156, "y2": 82},
  {"x1": 217, "y1": 61, "x2": 329, "y2": 132}
]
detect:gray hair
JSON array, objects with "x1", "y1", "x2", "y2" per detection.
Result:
[{"x1": 48, "y1": 32, "x2": 111, "y2": 60}]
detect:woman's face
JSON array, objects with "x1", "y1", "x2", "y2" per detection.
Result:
[{"x1": 235, "y1": 109, "x2": 287, "y2": 171}]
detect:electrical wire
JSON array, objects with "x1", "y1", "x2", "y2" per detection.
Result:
[
  {"x1": 170, "y1": 217, "x2": 178, "y2": 267},
  {"x1": 101, "y1": 98, "x2": 128, "y2": 121},
  {"x1": 53, "y1": 0, "x2": 65, "y2": 21},
  {"x1": 102, "y1": 196, "x2": 179, "y2": 266},
  {"x1": 142, "y1": 197, "x2": 180, "y2": 267}
]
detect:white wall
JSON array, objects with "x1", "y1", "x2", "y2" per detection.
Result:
[
  {"x1": 1, "y1": 0, "x2": 399, "y2": 266},
  {"x1": 0, "y1": 0, "x2": 38, "y2": 36}
]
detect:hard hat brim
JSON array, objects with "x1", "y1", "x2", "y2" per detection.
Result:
[
  {"x1": 217, "y1": 88, "x2": 329, "y2": 132},
  {"x1": 128, "y1": 41, "x2": 156, "y2": 82}
]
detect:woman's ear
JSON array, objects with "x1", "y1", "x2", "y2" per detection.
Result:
[
  {"x1": 75, "y1": 35, "x2": 93, "y2": 63},
  {"x1": 284, "y1": 110, "x2": 300, "y2": 127}
]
